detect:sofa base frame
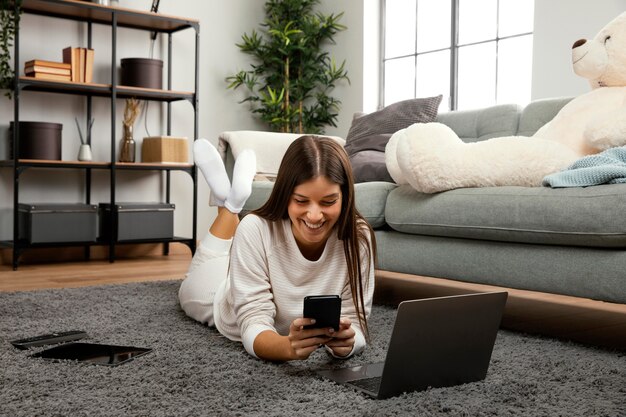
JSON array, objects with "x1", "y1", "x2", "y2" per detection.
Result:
[{"x1": 374, "y1": 269, "x2": 626, "y2": 351}]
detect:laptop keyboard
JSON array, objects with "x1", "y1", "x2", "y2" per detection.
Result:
[{"x1": 348, "y1": 376, "x2": 382, "y2": 393}]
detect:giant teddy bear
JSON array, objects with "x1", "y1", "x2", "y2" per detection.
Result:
[{"x1": 385, "y1": 12, "x2": 626, "y2": 193}]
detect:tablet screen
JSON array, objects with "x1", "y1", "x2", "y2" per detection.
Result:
[{"x1": 30, "y1": 342, "x2": 152, "y2": 366}]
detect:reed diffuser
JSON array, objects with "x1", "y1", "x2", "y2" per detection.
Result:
[
  {"x1": 75, "y1": 117, "x2": 94, "y2": 161},
  {"x1": 119, "y1": 98, "x2": 141, "y2": 162}
]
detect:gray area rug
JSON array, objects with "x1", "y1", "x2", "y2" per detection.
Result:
[{"x1": 1, "y1": 280, "x2": 625, "y2": 417}]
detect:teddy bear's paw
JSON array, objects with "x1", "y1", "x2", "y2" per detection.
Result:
[
  {"x1": 385, "y1": 129, "x2": 408, "y2": 185},
  {"x1": 395, "y1": 122, "x2": 467, "y2": 193},
  {"x1": 385, "y1": 122, "x2": 461, "y2": 187}
]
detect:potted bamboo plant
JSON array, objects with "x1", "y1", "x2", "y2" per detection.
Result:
[{"x1": 226, "y1": 0, "x2": 349, "y2": 134}]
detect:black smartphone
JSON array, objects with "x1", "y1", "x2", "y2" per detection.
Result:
[{"x1": 303, "y1": 295, "x2": 341, "y2": 331}]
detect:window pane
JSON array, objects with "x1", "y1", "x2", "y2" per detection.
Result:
[
  {"x1": 416, "y1": 50, "x2": 450, "y2": 112},
  {"x1": 384, "y1": 57, "x2": 416, "y2": 106},
  {"x1": 497, "y1": 35, "x2": 533, "y2": 105},
  {"x1": 458, "y1": 0, "x2": 497, "y2": 45},
  {"x1": 385, "y1": 0, "x2": 416, "y2": 58},
  {"x1": 416, "y1": 0, "x2": 451, "y2": 52},
  {"x1": 499, "y1": 0, "x2": 534, "y2": 37},
  {"x1": 457, "y1": 42, "x2": 496, "y2": 110}
]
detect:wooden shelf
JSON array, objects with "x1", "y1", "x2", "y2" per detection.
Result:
[
  {"x1": 0, "y1": 236, "x2": 194, "y2": 249},
  {"x1": 0, "y1": 159, "x2": 109, "y2": 169},
  {"x1": 116, "y1": 161, "x2": 193, "y2": 170},
  {"x1": 19, "y1": 77, "x2": 194, "y2": 102},
  {"x1": 22, "y1": 0, "x2": 199, "y2": 33},
  {"x1": 4, "y1": 0, "x2": 199, "y2": 269},
  {"x1": 0, "y1": 159, "x2": 193, "y2": 172}
]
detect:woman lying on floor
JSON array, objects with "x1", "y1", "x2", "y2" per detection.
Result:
[{"x1": 178, "y1": 135, "x2": 376, "y2": 361}]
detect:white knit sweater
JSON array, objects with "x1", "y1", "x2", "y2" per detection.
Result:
[{"x1": 213, "y1": 214, "x2": 375, "y2": 358}]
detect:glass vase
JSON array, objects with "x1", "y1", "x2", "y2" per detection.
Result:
[{"x1": 119, "y1": 125, "x2": 136, "y2": 163}]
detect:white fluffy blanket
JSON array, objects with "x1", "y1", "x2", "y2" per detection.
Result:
[{"x1": 218, "y1": 131, "x2": 345, "y2": 176}]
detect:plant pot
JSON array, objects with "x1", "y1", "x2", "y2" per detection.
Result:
[
  {"x1": 9, "y1": 121, "x2": 62, "y2": 160},
  {"x1": 120, "y1": 58, "x2": 163, "y2": 89}
]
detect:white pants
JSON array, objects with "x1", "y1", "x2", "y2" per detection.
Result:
[{"x1": 178, "y1": 233, "x2": 232, "y2": 326}]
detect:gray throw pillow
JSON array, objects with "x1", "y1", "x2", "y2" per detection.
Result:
[
  {"x1": 344, "y1": 133, "x2": 392, "y2": 157},
  {"x1": 345, "y1": 95, "x2": 443, "y2": 148}
]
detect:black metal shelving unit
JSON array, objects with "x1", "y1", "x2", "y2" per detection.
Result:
[{"x1": 0, "y1": 0, "x2": 199, "y2": 269}]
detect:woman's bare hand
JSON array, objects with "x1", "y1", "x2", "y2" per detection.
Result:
[
  {"x1": 287, "y1": 318, "x2": 332, "y2": 360},
  {"x1": 323, "y1": 317, "x2": 355, "y2": 358}
]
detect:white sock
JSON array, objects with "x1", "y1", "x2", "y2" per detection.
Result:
[
  {"x1": 194, "y1": 138, "x2": 230, "y2": 206},
  {"x1": 224, "y1": 149, "x2": 257, "y2": 214}
]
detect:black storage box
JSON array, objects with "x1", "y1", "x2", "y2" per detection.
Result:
[
  {"x1": 120, "y1": 58, "x2": 163, "y2": 89},
  {"x1": 18, "y1": 203, "x2": 98, "y2": 243},
  {"x1": 9, "y1": 121, "x2": 62, "y2": 160},
  {"x1": 99, "y1": 202, "x2": 174, "y2": 241}
]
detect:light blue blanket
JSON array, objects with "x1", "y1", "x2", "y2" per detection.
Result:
[{"x1": 543, "y1": 146, "x2": 626, "y2": 187}]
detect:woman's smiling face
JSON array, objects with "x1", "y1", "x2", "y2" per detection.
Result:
[{"x1": 288, "y1": 175, "x2": 342, "y2": 260}]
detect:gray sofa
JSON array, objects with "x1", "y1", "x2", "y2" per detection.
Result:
[{"x1": 220, "y1": 97, "x2": 626, "y2": 349}]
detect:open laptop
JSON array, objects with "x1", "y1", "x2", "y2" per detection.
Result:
[{"x1": 316, "y1": 291, "x2": 508, "y2": 399}]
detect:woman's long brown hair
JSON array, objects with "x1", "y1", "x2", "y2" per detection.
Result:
[{"x1": 252, "y1": 135, "x2": 377, "y2": 340}]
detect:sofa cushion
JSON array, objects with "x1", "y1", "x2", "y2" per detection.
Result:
[
  {"x1": 374, "y1": 229, "x2": 626, "y2": 304},
  {"x1": 435, "y1": 104, "x2": 521, "y2": 143},
  {"x1": 242, "y1": 181, "x2": 396, "y2": 229},
  {"x1": 385, "y1": 184, "x2": 626, "y2": 247},
  {"x1": 353, "y1": 181, "x2": 397, "y2": 228}
]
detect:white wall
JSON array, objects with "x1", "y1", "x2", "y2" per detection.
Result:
[
  {"x1": 531, "y1": 0, "x2": 625, "y2": 99},
  {"x1": 362, "y1": 0, "x2": 382, "y2": 114},
  {"x1": 317, "y1": 1, "x2": 364, "y2": 138}
]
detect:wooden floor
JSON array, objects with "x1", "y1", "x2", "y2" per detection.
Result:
[{"x1": 0, "y1": 252, "x2": 191, "y2": 292}]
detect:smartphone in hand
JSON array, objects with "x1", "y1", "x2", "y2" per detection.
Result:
[{"x1": 303, "y1": 295, "x2": 341, "y2": 331}]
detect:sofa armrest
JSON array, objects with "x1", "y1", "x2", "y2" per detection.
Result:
[{"x1": 218, "y1": 130, "x2": 345, "y2": 178}]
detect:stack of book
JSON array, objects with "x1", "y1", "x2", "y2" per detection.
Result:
[
  {"x1": 24, "y1": 60, "x2": 71, "y2": 82},
  {"x1": 62, "y1": 47, "x2": 94, "y2": 83}
]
